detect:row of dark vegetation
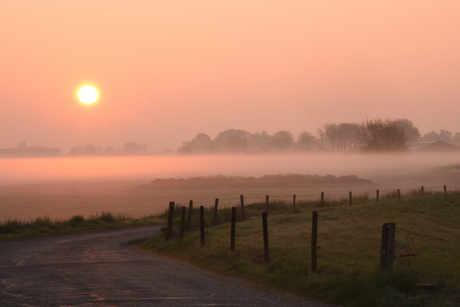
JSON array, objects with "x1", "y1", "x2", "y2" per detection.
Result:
[
  {"x1": 66, "y1": 117, "x2": 460, "y2": 155},
  {"x1": 0, "y1": 212, "x2": 160, "y2": 240}
]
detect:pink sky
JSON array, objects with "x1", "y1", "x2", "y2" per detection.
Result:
[{"x1": 1, "y1": 1, "x2": 459, "y2": 153}]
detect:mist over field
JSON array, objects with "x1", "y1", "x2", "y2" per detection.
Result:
[{"x1": 1, "y1": 153, "x2": 459, "y2": 184}]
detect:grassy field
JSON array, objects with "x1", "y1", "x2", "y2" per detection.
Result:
[
  {"x1": 0, "y1": 211, "x2": 163, "y2": 241},
  {"x1": 143, "y1": 191, "x2": 460, "y2": 307}
]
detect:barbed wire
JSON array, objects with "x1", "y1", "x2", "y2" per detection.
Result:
[{"x1": 397, "y1": 227, "x2": 459, "y2": 244}]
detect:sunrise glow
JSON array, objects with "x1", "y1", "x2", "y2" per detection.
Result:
[{"x1": 78, "y1": 86, "x2": 98, "y2": 104}]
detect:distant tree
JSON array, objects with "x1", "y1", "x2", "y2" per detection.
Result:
[
  {"x1": 69, "y1": 145, "x2": 83, "y2": 156},
  {"x1": 395, "y1": 119, "x2": 420, "y2": 144},
  {"x1": 17, "y1": 141, "x2": 26, "y2": 148},
  {"x1": 104, "y1": 146, "x2": 116, "y2": 155},
  {"x1": 246, "y1": 131, "x2": 273, "y2": 153},
  {"x1": 358, "y1": 118, "x2": 409, "y2": 152},
  {"x1": 318, "y1": 123, "x2": 359, "y2": 151},
  {"x1": 178, "y1": 133, "x2": 214, "y2": 154},
  {"x1": 420, "y1": 129, "x2": 453, "y2": 143},
  {"x1": 213, "y1": 129, "x2": 250, "y2": 153},
  {"x1": 271, "y1": 130, "x2": 294, "y2": 152},
  {"x1": 295, "y1": 132, "x2": 318, "y2": 151},
  {"x1": 83, "y1": 143, "x2": 97, "y2": 155},
  {"x1": 123, "y1": 142, "x2": 148, "y2": 155},
  {"x1": 452, "y1": 132, "x2": 460, "y2": 146}
]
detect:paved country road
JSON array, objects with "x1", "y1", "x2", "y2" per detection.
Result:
[{"x1": 0, "y1": 226, "x2": 334, "y2": 306}]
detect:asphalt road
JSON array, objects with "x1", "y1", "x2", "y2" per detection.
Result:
[{"x1": 0, "y1": 226, "x2": 333, "y2": 306}]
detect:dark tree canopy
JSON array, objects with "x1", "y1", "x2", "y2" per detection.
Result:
[
  {"x1": 271, "y1": 130, "x2": 294, "y2": 152},
  {"x1": 358, "y1": 119, "x2": 409, "y2": 152},
  {"x1": 395, "y1": 118, "x2": 420, "y2": 144},
  {"x1": 296, "y1": 132, "x2": 318, "y2": 151}
]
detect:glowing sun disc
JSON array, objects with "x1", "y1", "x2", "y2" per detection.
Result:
[{"x1": 78, "y1": 86, "x2": 98, "y2": 104}]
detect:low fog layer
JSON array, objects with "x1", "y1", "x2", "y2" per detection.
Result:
[{"x1": 1, "y1": 153, "x2": 459, "y2": 187}]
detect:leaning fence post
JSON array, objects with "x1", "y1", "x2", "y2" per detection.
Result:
[
  {"x1": 293, "y1": 194, "x2": 296, "y2": 214},
  {"x1": 180, "y1": 206, "x2": 186, "y2": 239},
  {"x1": 421, "y1": 186, "x2": 424, "y2": 197},
  {"x1": 187, "y1": 200, "x2": 193, "y2": 230},
  {"x1": 311, "y1": 211, "x2": 318, "y2": 272},
  {"x1": 262, "y1": 212, "x2": 269, "y2": 263},
  {"x1": 349, "y1": 191, "x2": 352, "y2": 206},
  {"x1": 266, "y1": 195, "x2": 269, "y2": 215},
  {"x1": 166, "y1": 201, "x2": 175, "y2": 241},
  {"x1": 240, "y1": 195, "x2": 246, "y2": 221},
  {"x1": 230, "y1": 207, "x2": 236, "y2": 252},
  {"x1": 380, "y1": 222, "x2": 396, "y2": 272},
  {"x1": 376, "y1": 189, "x2": 379, "y2": 202},
  {"x1": 200, "y1": 206, "x2": 205, "y2": 247},
  {"x1": 444, "y1": 185, "x2": 447, "y2": 195},
  {"x1": 213, "y1": 198, "x2": 219, "y2": 226},
  {"x1": 397, "y1": 189, "x2": 401, "y2": 201},
  {"x1": 320, "y1": 192, "x2": 324, "y2": 206}
]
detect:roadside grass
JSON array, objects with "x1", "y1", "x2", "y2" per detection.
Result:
[
  {"x1": 0, "y1": 212, "x2": 164, "y2": 241},
  {"x1": 144, "y1": 192, "x2": 460, "y2": 307}
]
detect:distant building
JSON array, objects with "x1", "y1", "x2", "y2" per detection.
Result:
[
  {"x1": 0, "y1": 146, "x2": 61, "y2": 157},
  {"x1": 410, "y1": 140, "x2": 460, "y2": 153}
]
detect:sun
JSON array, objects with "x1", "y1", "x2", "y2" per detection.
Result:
[{"x1": 78, "y1": 85, "x2": 99, "y2": 104}]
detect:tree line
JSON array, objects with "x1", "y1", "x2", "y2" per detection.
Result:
[
  {"x1": 178, "y1": 118, "x2": 460, "y2": 154},
  {"x1": 68, "y1": 118, "x2": 460, "y2": 155}
]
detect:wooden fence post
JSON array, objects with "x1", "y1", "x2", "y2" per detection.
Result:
[
  {"x1": 231, "y1": 207, "x2": 236, "y2": 252},
  {"x1": 421, "y1": 186, "x2": 424, "y2": 197},
  {"x1": 311, "y1": 211, "x2": 318, "y2": 272},
  {"x1": 349, "y1": 191, "x2": 352, "y2": 206},
  {"x1": 380, "y1": 222, "x2": 396, "y2": 272},
  {"x1": 320, "y1": 192, "x2": 324, "y2": 206},
  {"x1": 187, "y1": 200, "x2": 193, "y2": 230},
  {"x1": 293, "y1": 194, "x2": 296, "y2": 214},
  {"x1": 180, "y1": 206, "x2": 186, "y2": 239},
  {"x1": 166, "y1": 201, "x2": 175, "y2": 241},
  {"x1": 240, "y1": 195, "x2": 246, "y2": 221},
  {"x1": 262, "y1": 212, "x2": 269, "y2": 263},
  {"x1": 266, "y1": 195, "x2": 269, "y2": 215},
  {"x1": 397, "y1": 189, "x2": 401, "y2": 201},
  {"x1": 200, "y1": 206, "x2": 205, "y2": 247},
  {"x1": 213, "y1": 198, "x2": 219, "y2": 226},
  {"x1": 444, "y1": 185, "x2": 447, "y2": 195},
  {"x1": 376, "y1": 189, "x2": 379, "y2": 202}
]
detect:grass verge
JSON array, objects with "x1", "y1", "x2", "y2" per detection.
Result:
[
  {"x1": 143, "y1": 192, "x2": 460, "y2": 307},
  {"x1": 0, "y1": 212, "x2": 164, "y2": 241}
]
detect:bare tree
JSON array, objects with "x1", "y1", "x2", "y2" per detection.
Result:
[{"x1": 358, "y1": 119, "x2": 409, "y2": 152}]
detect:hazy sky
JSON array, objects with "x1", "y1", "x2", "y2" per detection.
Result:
[{"x1": 1, "y1": 1, "x2": 459, "y2": 152}]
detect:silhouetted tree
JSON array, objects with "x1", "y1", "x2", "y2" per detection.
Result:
[
  {"x1": 295, "y1": 132, "x2": 318, "y2": 151},
  {"x1": 123, "y1": 142, "x2": 147, "y2": 155},
  {"x1": 83, "y1": 143, "x2": 97, "y2": 155},
  {"x1": 318, "y1": 123, "x2": 359, "y2": 151},
  {"x1": 395, "y1": 118, "x2": 420, "y2": 144},
  {"x1": 420, "y1": 129, "x2": 453, "y2": 143},
  {"x1": 271, "y1": 130, "x2": 294, "y2": 152},
  {"x1": 17, "y1": 141, "x2": 26, "y2": 148},
  {"x1": 246, "y1": 131, "x2": 273, "y2": 153},
  {"x1": 213, "y1": 129, "x2": 250, "y2": 153},
  {"x1": 69, "y1": 145, "x2": 83, "y2": 156},
  {"x1": 178, "y1": 133, "x2": 214, "y2": 154},
  {"x1": 452, "y1": 133, "x2": 460, "y2": 146},
  {"x1": 358, "y1": 119, "x2": 409, "y2": 152}
]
